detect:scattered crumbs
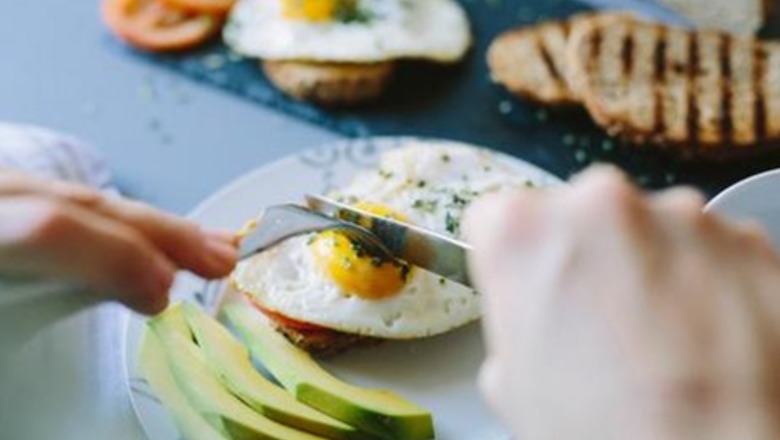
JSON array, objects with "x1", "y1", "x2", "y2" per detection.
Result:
[
  {"x1": 498, "y1": 100, "x2": 513, "y2": 115},
  {"x1": 441, "y1": 153, "x2": 451, "y2": 163},
  {"x1": 664, "y1": 173, "x2": 676, "y2": 184},
  {"x1": 202, "y1": 53, "x2": 226, "y2": 71},
  {"x1": 417, "y1": 180, "x2": 427, "y2": 188},
  {"x1": 601, "y1": 139, "x2": 615, "y2": 152},
  {"x1": 574, "y1": 149, "x2": 588, "y2": 163},
  {"x1": 536, "y1": 109, "x2": 549, "y2": 122},
  {"x1": 439, "y1": 277, "x2": 447, "y2": 286},
  {"x1": 562, "y1": 134, "x2": 577, "y2": 147}
]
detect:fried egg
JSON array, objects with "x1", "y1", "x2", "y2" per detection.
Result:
[
  {"x1": 232, "y1": 141, "x2": 535, "y2": 339},
  {"x1": 224, "y1": 0, "x2": 472, "y2": 63}
]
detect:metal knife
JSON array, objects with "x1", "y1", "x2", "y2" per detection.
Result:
[{"x1": 306, "y1": 194, "x2": 473, "y2": 287}]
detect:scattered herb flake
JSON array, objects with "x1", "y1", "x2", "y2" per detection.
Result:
[
  {"x1": 445, "y1": 212, "x2": 460, "y2": 235},
  {"x1": 378, "y1": 169, "x2": 394, "y2": 179},
  {"x1": 412, "y1": 199, "x2": 438, "y2": 213}
]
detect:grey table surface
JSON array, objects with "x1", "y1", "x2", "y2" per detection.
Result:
[{"x1": 0, "y1": 0, "x2": 684, "y2": 438}]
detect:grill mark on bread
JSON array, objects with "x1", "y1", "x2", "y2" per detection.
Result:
[
  {"x1": 653, "y1": 26, "x2": 668, "y2": 138},
  {"x1": 621, "y1": 28, "x2": 636, "y2": 77},
  {"x1": 687, "y1": 34, "x2": 701, "y2": 144},
  {"x1": 488, "y1": 19, "x2": 585, "y2": 105},
  {"x1": 590, "y1": 26, "x2": 604, "y2": 76},
  {"x1": 537, "y1": 33, "x2": 564, "y2": 85},
  {"x1": 561, "y1": 19, "x2": 572, "y2": 38},
  {"x1": 755, "y1": 46, "x2": 767, "y2": 140},
  {"x1": 720, "y1": 34, "x2": 733, "y2": 143}
]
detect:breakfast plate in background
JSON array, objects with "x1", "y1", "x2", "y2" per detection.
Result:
[
  {"x1": 123, "y1": 137, "x2": 563, "y2": 440},
  {"x1": 707, "y1": 169, "x2": 780, "y2": 249}
]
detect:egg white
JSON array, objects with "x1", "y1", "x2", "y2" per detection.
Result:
[
  {"x1": 224, "y1": 0, "x2": 472, "y2": 63},
  {"x1": 233, "y1": 141, "x2": 536, "y2": 339}
]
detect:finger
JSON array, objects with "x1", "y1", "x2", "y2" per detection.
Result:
[
  {"x1": 651, "y1": 187, "x2": 707, "y2": 221},
  {"x1": 91, "y1": 197, "x2": 238, "y2": 279},
  {"x1": 0, "y1": 197, "x2": 175, "y2": 315},
  {"x1": 0, "y1": 171, "x2": 100, "y2": 203},
  {"x1": 0, "y1": 172, "x2": 237, "y2": 279}
]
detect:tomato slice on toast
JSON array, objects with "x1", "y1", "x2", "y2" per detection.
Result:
[{"x1": 102, "y1": 0, "x2": 220, "y2": 52}]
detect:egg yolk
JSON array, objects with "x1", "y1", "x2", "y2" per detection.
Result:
[
  {"x1": 310, "y1": 202, "x2": 411, "y2": 300},
  {"x1": 282, "y1": 0, "x2": 355, "y2": 21}
]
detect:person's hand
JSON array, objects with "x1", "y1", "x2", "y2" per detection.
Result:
[
  {"x1": 0, "y1": 170, "x2": 237, "y2": 315},
  {"x1": 465, "y1": 167, "x2": 780, "y2": 440}
]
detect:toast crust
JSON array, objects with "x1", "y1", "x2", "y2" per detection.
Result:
[{"x1": 262, "y1": 60, "x2": 395, "y2": 106}]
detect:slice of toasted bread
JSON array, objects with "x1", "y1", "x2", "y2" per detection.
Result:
[
  {"x1": 262, "y1": 60, "x2": 395, "y2": 106},
  {"x1": 488, "y1": 13, "x2": 633, "y2": 105},
  {"x1": 568, "y1": 15, "x2": 780, "y2": 151}
]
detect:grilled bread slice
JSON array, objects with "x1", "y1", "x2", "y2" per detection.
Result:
[
  {"x1": 262, "y1": 61, "x2": 395, "y2": 106},
  {"x1": 568, "y1": 15, "x2": 780, "y2": 151},
  {"x1": 488, "y1": 13, "x2": 632, "y2": 105}
]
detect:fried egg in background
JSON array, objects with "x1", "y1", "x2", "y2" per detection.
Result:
[
  {"x1": 232, "y1": 142, "x2": 536, "y2": 339},
  {"x1": 224, "y1": 0, "x2": 472, "y2": 63}
]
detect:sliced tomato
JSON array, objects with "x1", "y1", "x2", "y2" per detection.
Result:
[
  {"x1": 244, "y1": 294, "x2": 327, "y2": 332},
  {"x1": 160, "y1": 0, "x2": 236, "y2": 15},
  {"x1": 102, "y1": 0, "x2": 220, "y2": 52}
]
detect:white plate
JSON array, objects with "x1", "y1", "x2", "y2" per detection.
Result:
[
  {"x1": 124, "y1": 137, "x2": 563, "y2": 440},
  {"x1": 707, "y1": 169, "x2": 780, "y2": 248}
]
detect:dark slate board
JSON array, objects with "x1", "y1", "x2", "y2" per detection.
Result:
[{"x1": 130, "y1": 0, "x2": 780, "y2": 196}]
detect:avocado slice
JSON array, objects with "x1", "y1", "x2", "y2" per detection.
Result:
[
  {"x1": 148, "y1": 305, "x2": 328, "y2": 440},
  {"x1": 139, "y1": 329, "x2": 231, "y2": 440},
  {"x1": 224, "y1": 302, "x2": 435, "y2": 440},
  {"x1": 180, "y1": 302, "x2": 374, "y2": 440}
]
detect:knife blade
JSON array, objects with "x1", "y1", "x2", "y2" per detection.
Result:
[{"x1": 305, "y1": 194, "x2": 474, "y2": 287}]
